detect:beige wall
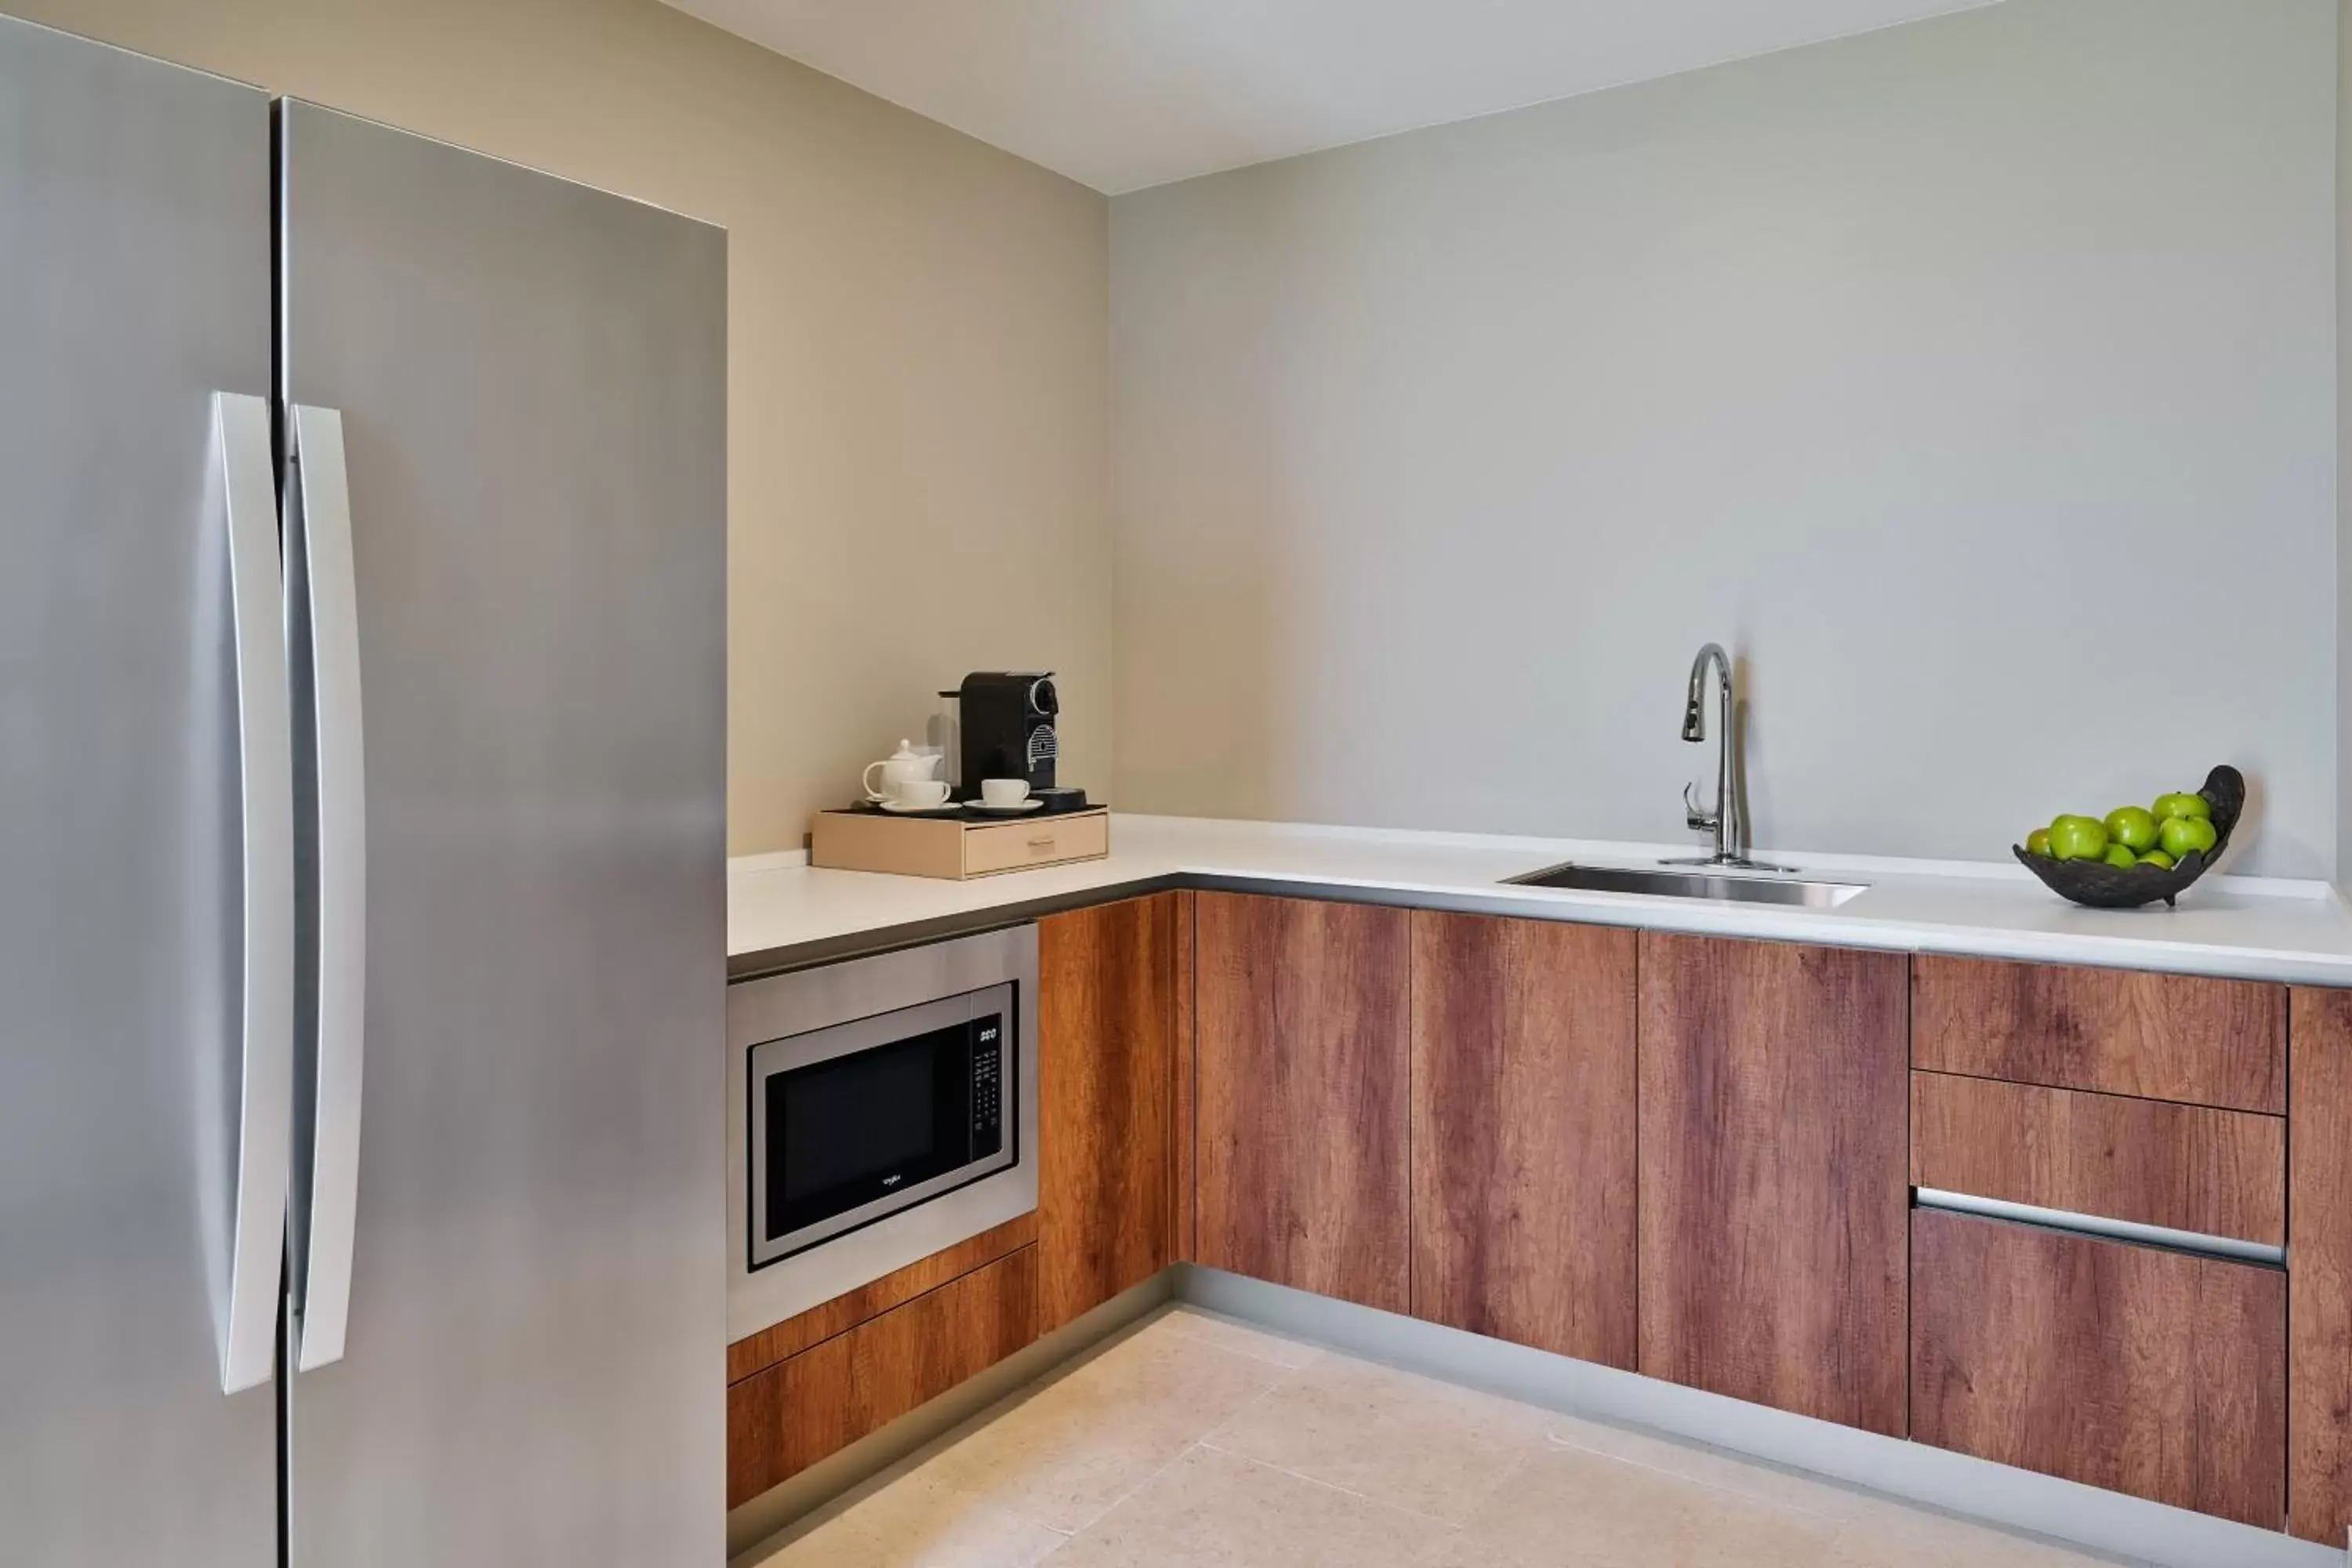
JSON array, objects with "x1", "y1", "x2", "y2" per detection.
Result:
[
  {"x1": 10, "y1": 0, "x2": 1110, "y2": 855},
  {"x1": 1113, "y1": 0, "x2": 2337, "y2": 877}
]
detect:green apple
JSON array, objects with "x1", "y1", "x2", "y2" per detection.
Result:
[
  {"x1": 2158, "y1": 815, "x2": 2219, "y2": 859},
  {"x1": 2103, "y1": 806, "x2": 2159, "y2": 852},
  {"x1": 2101, "y1": 843, "x2": 2139, "y2": 869},
  {"x1": 2139, "y1": 849, "x2": 2176, "y2": 869},
  {"x1": 2153, "y1": 792, "x2": 2212, "y2": 822},
  {"x1": 2025, "y1": 827, "x2": 2053, "y2": 857},
  {"x1": 2049, "y1": 815, "x2": 2109, "y2": 862}
]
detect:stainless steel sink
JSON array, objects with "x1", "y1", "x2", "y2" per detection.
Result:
[{"x1": 1504, "y1": 861, "x2": 1867, "y2": 908}]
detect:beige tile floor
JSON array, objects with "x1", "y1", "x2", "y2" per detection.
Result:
[{"x1": 748, "y1": 1307, "x2": 2132, "y2": 1568}]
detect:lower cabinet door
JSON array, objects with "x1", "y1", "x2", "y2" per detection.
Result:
[
  {"x1": 1911, "y1": 1208, "x2": 2285, "y2": 1529},
  {"x1": 726, "y1": 1246, "x2": 1040, "y2": 1508},
  {"x1": 1196, "y1": 893, "x2": 1412, "y2": 1313},
  {"x1": 1038, "y1": 895, "x2": 1185, "y2": 1334},
  {"x1": 1410, "y1": 911, "x2": 1637, "y2": 1367},
  {"x1": 1637, "y1": 934, "x2": 1910, "y2": 1434},
  {"x1": 2291, "y1": 985, "x2": 2352, "y2": 1544}
]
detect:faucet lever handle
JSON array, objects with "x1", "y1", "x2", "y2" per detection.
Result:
[{"x1": 1683, "y1": 780, "x2": 1718, "y2": 832}]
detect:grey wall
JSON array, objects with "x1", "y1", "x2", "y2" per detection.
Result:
[
  {"x1": 1112, "y1": 0, "x2": 2337, "y2": 877},
  {"x1": 2341, "y1": 0, "x2": 2352, "y2": 888}
]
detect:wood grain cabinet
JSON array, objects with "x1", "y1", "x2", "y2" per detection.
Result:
[
  {"x1": 1036, "y1": 893, "x2": 1190, "y2": 1334},
  {"x1": 1409, "y1": 911, "x2": 1636, "y2": 1367},
  {"x1": 1195, "y1": 892, "x2": 1411, "y2": 1314},
  {"x1": 2291, "y1": 986, "x2": 2352, "y2": 1544},
  {"x1": 1912, "y1": 954, "x2": 2285, "y2": 1113},
  {"x1": 723, "y1": 895, "x2": 2338, "y2": 1537},
  {"x1": 1636, "y1": 932, "x2": 1909, "y2": 1435},
  {"x1": 1912, "y1": 1208, "x2": 2285, "y2": 1529},
  {"x1": 726, "y1": 1245, "x2": 1039, "y2": 1508},
  {"x1": 1910, "y1": 1070, "x2": 2284, "y2": 1246},
  {"x1": 725, "y1": 1214, "x2": 1037, "y2": 1387}
]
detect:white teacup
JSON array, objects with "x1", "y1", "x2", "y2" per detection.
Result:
[
  {"x1": 892, "y1": 778, "x2": 952, "y2": 809},
  {"x1": 980, "y1": 778, "x2": 1031, "y2": 808}
]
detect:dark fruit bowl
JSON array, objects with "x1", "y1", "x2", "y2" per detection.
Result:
[{"x1": 2013, "y1": 765, "x2": 2244, "y2": 909}]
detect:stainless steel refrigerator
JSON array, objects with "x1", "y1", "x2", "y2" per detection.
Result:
[{"x1": 0, "y1": 15, "x2": 727, "y2": 1565}]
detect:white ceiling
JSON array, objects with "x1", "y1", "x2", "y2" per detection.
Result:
[{"x1": 664, "y1": 0, "x2": 2002, "y2": 194}]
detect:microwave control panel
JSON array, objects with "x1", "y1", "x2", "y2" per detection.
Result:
[{"x1": 971, "y1": 1014, "x2": 1004, "y2": 1159}]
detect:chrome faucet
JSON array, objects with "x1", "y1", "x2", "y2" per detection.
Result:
[{"x1": 1668, "y1": 642, "x2": 1788, "y2": 872}]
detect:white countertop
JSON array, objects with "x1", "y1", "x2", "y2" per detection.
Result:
[{"x1": 728, "y1": 814, "x2": 2352, "y2": 985}]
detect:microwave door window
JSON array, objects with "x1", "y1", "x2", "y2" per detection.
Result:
[{"x1": 765, "y1": 1022, "x2": 971, "y2": 1243}]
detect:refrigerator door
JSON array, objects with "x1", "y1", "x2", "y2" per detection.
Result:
[
  {"x1": 0, "y1": 16, "x2": 281, "y2": 1566},
  {"x1": 278, "y1": 101, "x2": 727, "y2": 1566}
]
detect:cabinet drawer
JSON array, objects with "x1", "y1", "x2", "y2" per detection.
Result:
[
  {"x1": 727, "y1": 1245, "x2": 1039, "y2": 1508},
  {"x1": 1911, "y1": 1208, "x2": 2284, "y2": 1528},
  {"x1": 725, "y1": 1214, "x2": 1037, "y2": 1384},
  {"x1": 1911, "y1": 1072, "x2": 2284, "y2": 1247},
  {"x1": 964, "y1": 811, "x2": 1109, "y2": 877},
  {"x1": 1911, "y1": 955, "x2": 2284, "y2": 1113}
]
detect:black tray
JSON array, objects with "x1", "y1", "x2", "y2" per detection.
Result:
[
  {"x1": 2013, "y1": 765, "x2": 2243, "y2": 909},
  {"x1": 842, "y1": 791, "x2": 1099, "y2": 822}
]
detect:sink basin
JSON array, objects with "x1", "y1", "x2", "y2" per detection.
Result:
[{"x1": 1504, "y1": 861, "x2": 1867, "y2": 908}]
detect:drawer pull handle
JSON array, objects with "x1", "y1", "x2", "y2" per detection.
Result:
[
  {"x1": 1027, "y1": 836, "x2": 1055, "y2": 851},
  {"x1": 1912, "y1": 1187, "x2": 2282, "y2": 1266}
]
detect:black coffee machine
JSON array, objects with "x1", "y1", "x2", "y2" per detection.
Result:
[{"x1": 957, "y1": 672, "x2": 1059, "y2": 797}]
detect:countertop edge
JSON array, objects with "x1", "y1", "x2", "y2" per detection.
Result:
[
  {"x1": 728, "y1": 862, "x2": 2352, "y2": 988},
  {"x1": 727, "y1": 873, "x2": 1181, "y2": 982}
]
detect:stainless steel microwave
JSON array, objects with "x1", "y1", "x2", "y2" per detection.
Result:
[{"x1": 725, "y1": 926, "x2": 1039, "y2": 1341}]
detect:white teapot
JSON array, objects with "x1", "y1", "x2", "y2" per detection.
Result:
[{"x1": 862, "y1": 739, "x2": 940, "y2": 803}]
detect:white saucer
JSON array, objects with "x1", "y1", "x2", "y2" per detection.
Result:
[
  {"x1": 878, "y1": 798, "x2": 956, "y2": 814},
  {"x1": 967, "y1": 798, "x2": 1044, "y2": 815}
]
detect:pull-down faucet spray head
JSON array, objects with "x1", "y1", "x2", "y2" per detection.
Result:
[{"x1": 1682, "y1": 643, "x2": 1726, "y2": 743}]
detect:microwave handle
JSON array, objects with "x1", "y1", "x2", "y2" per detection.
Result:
[
  {"x1": 213, "y1": 392, "x2": 295, "y2": 1396},
  {"x1": 287, "y1": 404, "x2": 368, "y2": 1373}
]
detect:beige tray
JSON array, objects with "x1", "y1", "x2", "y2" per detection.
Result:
[{"x1": 810, "y1": 806, "x2": 1110, "y2": 880}]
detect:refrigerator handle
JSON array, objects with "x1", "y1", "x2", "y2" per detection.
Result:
[
  {"x1": 212, "y1": 393, "x2": 294, "y2": 1397},
  {"x1": 287, "y1": 404, "x2": 367, "y2": 1373}
]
